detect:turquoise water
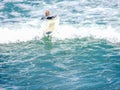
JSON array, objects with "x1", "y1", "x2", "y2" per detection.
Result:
[{"x1": 0, "y1": 0, "x2": 120, "y2": 90}]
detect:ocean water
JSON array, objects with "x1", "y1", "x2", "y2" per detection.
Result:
[{"x1": 0, "y1": 0, "x2": 120, "y2": 90}]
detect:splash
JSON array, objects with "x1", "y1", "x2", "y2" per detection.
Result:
[
  {"x1": 0, "y1": 24, "x2": 43, "y2": 44},
  {"x1": 0, "y1": 23, "x2": 120, "y2": 44},
  {"x1": 53, "y1": 25, "x2": 120, "y2": 43}
]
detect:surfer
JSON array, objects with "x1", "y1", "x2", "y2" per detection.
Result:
[
  {"x1": 41, "y1": 10, "x2": 56, "y2": 20},
  {"x1": 41, "y1": 10, "x2": 60, "y2": 37}
]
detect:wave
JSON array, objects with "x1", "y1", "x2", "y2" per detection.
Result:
[
  {"x1": 0, "y1": 22, "x2": 43, "y2": 44},
  {"x1": 0, "y1": 21, "x2": 120, "y2": 44},
  {"x1": 53, "y1": 25, "x2": 120, "y2": 43}
]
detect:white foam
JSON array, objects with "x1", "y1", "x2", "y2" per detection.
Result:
[
  {"x1": 10, "y1": 12, "x2": 21, "y2": 17},
  {"x1": 0, "y1": 3, "x2": 4, "y2": 9},
  {"x1": 3, "y1": 0, "x2": 24, "y2": 2},
  {"x1": 0, "y1": 22, "x2": 120, "y2": 44},
  {"x1": 16, "y1": 3, "x2": 34, "y2": 10},
  {"x1": 53, "y1": 25, "x2": 120, "y2": 43},
  {"x1": 0, "y1": 25, "x2": 43, "y2": 44}
]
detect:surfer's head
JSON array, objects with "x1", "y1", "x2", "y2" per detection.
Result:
[{"x1": 45, "y1": 10, "x2": 50, "y2": 16}]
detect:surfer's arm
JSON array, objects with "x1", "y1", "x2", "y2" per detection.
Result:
[
  {"x1": 46, "y1": 16, "x2": 57, "y2": 20},
  {"x1": 41, "y1": 15, "x2": 57, "y2": 20},
  {"x1": 41, "y1": 17, "x2": 46, "y2": 20}
]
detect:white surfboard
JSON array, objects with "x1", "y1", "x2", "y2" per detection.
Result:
[{"x1": 43, "y1": 16, "x2": 60, "y2": 37}]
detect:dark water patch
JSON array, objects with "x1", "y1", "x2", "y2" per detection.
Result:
[{"x1": 0, "y1": 38, "x2": 120, "y2": 89}]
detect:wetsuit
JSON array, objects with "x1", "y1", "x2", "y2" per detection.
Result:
[{"x1": 41, "y1": 16, "x2": 56, "y2": 20}]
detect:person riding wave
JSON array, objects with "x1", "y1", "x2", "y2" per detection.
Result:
[{"x1": 41, "y1": 10, "x2": 60, "y2": 37}]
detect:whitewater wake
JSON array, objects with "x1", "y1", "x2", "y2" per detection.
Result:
[{"x1": 0, "y1": 23, "x2": 120, "y2": 44}]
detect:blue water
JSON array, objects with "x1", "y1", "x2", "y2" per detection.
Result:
[{"x1": 0, "y1": 0, "x2": 120, "y2": 90}]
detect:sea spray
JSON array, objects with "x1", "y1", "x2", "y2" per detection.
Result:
[{"x1": 0, "y1": 24, "x2": 120, "y2": 44}]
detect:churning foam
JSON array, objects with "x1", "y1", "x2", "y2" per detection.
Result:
[
  {"x1": 0, "y1": 23, "x2": 120, "y2": 44},
  {"x1": 53, "y1": 25, "x2": 120, "y2": 43},
  {"x1": 0, "y1": 25, "x2": 43, "y2": 44}
]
